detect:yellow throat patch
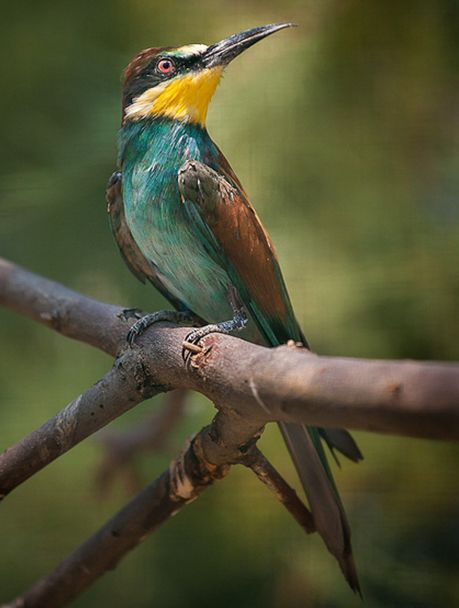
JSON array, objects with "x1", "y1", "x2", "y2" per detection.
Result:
[{"x1": 125, "y1": 67, "x2": 224, "y2": 126}]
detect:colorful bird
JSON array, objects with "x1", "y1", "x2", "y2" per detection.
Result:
[{"x1": 107, "y1": 23, "x2": 363, "y2": 592}]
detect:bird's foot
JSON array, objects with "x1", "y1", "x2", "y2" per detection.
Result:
[
  {"x1": 127, "y1": 310, "x2": 201, "y2": 346},
  {"x1": 118, "y1": 307, "x2": 143, "y2": 321},
  {"x1": 182, "y1": 309, "x2": 247, "y2": 361}
]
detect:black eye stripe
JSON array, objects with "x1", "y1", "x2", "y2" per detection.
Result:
[
  {"x1": 156, "y1": 54, "x2": 202, "y2": 72},
  {"x1": 124, "y1": 53, "x2": 203, "y2": 107}
]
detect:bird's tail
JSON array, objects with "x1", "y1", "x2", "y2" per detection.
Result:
[
  {"x1": 278, "y1": 421, "x2": 361, "y2": 593},
  {"x1": 245, "y1": 301, "x2": 361, "y2": 590}
]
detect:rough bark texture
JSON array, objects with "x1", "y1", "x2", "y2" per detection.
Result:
[
  {"x1": 1, "y1": 258, "x2": 458, "y2": 464},
  {"x1": 6, "y1": 432, "x2": 229, "y2": 608},
  {"x1": 1, "y1": 257, "x2": 459, "y2": 607}
]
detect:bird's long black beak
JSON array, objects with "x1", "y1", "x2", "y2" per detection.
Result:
[{"x1": 202, "y1": 23, "x2": 295, "y2": 68}]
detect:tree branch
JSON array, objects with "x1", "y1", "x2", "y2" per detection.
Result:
[
  {"x1": 5, "y1": 409, "x2": 284, "y2": 608},
  {"x1": 1, "y1": 257, "x2": 458, "y2": 452},
  {"x1": 0, "y1": 258, "x2": 125, "y2": 356},
  {"x1": 5, "y1": 430, "x2": 229, "y2": 608},
  {"x1": 2, "y1": 257, "x2": 459, "y2": 605},
  {"x1": 0, "y1": 357, "x2": 160, "y2": 499},
  {"x1": 244, "y1": 447, "x2": 315, "y2": 534}
]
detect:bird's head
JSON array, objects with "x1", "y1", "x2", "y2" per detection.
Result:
[{"x1": 122, "y1": 23, "x2": 294, "y2": 127}]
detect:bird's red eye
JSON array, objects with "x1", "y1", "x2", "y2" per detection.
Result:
[{"x1": 156, "y1": 58, "x2": 175, "y2": 75}]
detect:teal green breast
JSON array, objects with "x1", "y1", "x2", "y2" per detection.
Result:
[{"x1": 119, "y1": 118, "x2": 260, "y2": 341}]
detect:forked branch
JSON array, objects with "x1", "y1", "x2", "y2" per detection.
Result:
[
  {"x1": 1, "y1": 257, "x2": 459, "y2": 607},
  {"x1": 1, "y1": 258, "x2": 458, "y2": 448}
]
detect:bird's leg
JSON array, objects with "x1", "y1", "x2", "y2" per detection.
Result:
[
  {"x1": 127, "y1": 310, "x2": 202, "y2": 346},
  {"x1": 182, "y1": 286, "x2": 248, "y2": 359}
]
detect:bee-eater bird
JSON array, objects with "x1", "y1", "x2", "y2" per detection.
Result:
[{"x1": 107, "y1": 23, "x2": 363, "y2": 592}]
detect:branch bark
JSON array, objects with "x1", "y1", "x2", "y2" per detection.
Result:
[
  {"x1": 1, "y1": 257, "x2": 458, "y2": 455},
  {"x1": 0, "y1": 353, "x2": 161, "y2": 499},
  {"x1": 6, "y1": 412, "x2": 309, "y2": 608},
  {"x1": 2, "y1": 257, "x2": 459, "y2": 606},
  {"x1": 0, "y1": 258, "x2": 124, "y2": 356},
  {"x1": 244, "y1": 447, "x2": 315, "y2": 533},
  {"x1": 5, "y1": 431, "x2": 229, "y2": 608}
]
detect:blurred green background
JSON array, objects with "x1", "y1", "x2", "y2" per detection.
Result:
[{"x1": 1, "y1": 0, "x2": 458, "y2": 606}]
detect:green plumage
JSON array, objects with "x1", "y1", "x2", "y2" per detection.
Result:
[
  {"x1": 114, "y1": 115, "x2": 361, "y2": 591},
  {"x1": 120, "y1": 118, "x2": 261, "y2": 342},
  {"x1": 110, "y1": 25, "x2": 363, "y2": 594},
  {"x1": 122, "y1": 121, "x2": 236, "y2": 319}
]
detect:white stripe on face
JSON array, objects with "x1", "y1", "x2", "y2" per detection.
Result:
[{"x1": 172, "y1": 44, "x2": 208, "y2": 58}]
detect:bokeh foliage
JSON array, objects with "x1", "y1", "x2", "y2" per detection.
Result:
[{"x1": 1, "y1": 1, "x2": 458, "y2": 606}]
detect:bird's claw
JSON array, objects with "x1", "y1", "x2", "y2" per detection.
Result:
[
  {"x1": 126, "y1": 311, "x2": 169, "y2": 346},
  {"x1": 181, "y1": 328, "x2": 207, "y2": 363},
  {"x1": 126, "y1": 310, "x2": 202, "y2": 347},
  {"x1": 181, "y1": 313, "x2": 247, "y2": 363},
  {"x1": 182, "y1": 340, "x2": 204, "y2": 354},
  {"x1": 127, "y1": 318, "x2": 148, "y2": 346},
  {"x1": 118, "y1": 308, "x2": 143, "y2": 322}
]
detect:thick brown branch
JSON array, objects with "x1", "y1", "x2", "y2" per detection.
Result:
[
  {"x1": 1, "y1": 257, "x2": 459, "y2": 453},
  {"x1": 6, "y1": 412, "x2": 265, "y2": 608},
  {"x1": 5, "y1": 440, "x2": 222, "y2": 607},
  {"x1": 2, "y1": 259, "x2": 458, "y2": 606},
  {"x1": 0, "y1": 355, "x2": 160, "y2": 499},
  {"x1": 0, "y1": 258, "x2": 125, "y2": 356}
]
